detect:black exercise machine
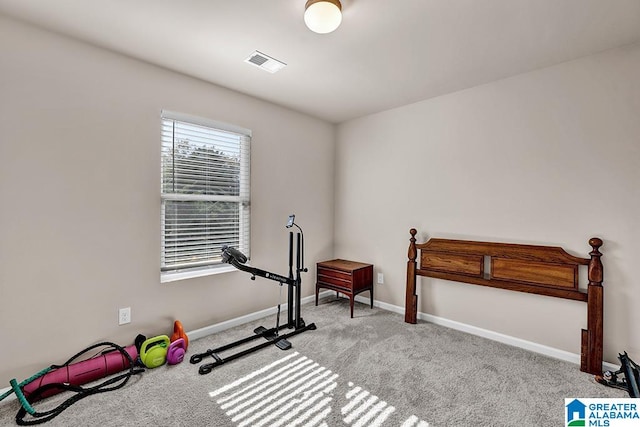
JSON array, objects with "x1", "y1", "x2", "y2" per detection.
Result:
[
  {"x1": 596, "y1": 352, "x2": 640, "y2": 398},
  {"x1": 190, "y1": 215, "x2": 316, "y2": 375}
]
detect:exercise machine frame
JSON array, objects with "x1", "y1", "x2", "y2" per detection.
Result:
[
  {"x1": 596, "y1": 351, "x2": 640, "y2": 398},
  {"x1": 190, "y1": 218, "x2": 316, "y2": 374}
]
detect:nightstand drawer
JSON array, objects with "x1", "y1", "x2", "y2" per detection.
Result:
[
  {"x1": 318, "y1": 267, "x2": 352, "y2": 282},
  {"x1": 317, "y1": 275, "x2": 351, "y2": 290}
]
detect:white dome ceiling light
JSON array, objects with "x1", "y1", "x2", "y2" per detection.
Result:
[{"x1": 304, "y1": 0, "x2": 342, "y2": 34}]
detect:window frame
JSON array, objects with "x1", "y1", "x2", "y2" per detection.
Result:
[{"x1": 160, "y1": 110, "x2": 251, "y2": 283}]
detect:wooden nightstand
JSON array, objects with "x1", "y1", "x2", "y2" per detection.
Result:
[{"x1": 315, "y1": 259, "x2": 374, "y2": 318}]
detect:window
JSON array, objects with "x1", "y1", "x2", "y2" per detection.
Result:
[{"x1": 161, "y1": 111, "x2": 250, "y2": 281}]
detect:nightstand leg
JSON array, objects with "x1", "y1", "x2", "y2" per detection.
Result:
[
  {"x1": 350, "y1": 297, "x2": 354, "y2": 318},
  {"x1": 370, "y1": 288, "x2": 374, "y2": 308},
  {"x1": 315, "y1": 287, "x2": 318, "y2": 306}
]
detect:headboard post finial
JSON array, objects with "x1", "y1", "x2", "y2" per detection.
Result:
[
  {"x1": 588, "y1": 237, "x2": 603, "y2": 285},
  {"x1": 405, "y1": 228, "x2": 418, "y2": 324},
  {"x1": 408, "y1": 228, "x2": 417, "y2": 262}
]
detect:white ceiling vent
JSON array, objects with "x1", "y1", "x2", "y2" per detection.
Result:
[{"x1": 244, "y1": 51, "x2": 286, "y2": 73}]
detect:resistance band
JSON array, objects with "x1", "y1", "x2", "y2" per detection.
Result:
[{"x1": 7, "y1": 342, "x2": 143, "y2": 425}]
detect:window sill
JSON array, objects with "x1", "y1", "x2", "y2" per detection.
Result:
[{"x1": 161, "y1": 264, "x2": 236, "y2": 283}]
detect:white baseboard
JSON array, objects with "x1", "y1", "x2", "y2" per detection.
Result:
[
  {"x1": 0, "y1": 388, "x2": 15, "y2": 402},
  {"x1": 187, "y1": 291, "x2": 332, "y2": 341},
  {"x1": 0, "y1": 292, "x2": 333, "y2": 402},
  {"x1": 1, "y1": 290, "x2": 616, "y2": 401},
  {"x1": 351, "y1": 294, "x2": 618, "y2": 372}
]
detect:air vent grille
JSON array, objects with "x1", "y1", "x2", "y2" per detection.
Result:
[
  {"x1": 244, "y1": 51, "x2": 286, "y2": 73},
  {"x1": 248, "y1": 54, "x2": 269, "y2": 66}
]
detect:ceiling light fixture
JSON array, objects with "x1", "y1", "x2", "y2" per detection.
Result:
[{"x1": 304, "y1": 0, "x2": 342, "y2": 34}]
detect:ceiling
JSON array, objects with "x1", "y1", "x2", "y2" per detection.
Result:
[{"x1": 1, "y1": 0, "x2": 640, "y2": 123}]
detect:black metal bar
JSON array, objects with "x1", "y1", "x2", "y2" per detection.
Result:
[
  {"x1": 295, "y1": 232, "x2": 302, "y2": 329},
  {"x1": 288, "y1": 231, "x2": 294, "y2": 327},
  {"x1": 229, "y1": 259, "x2": 294, "y2": 285},
  {"x1": 289, "y1": 231, "x2": 294, "y2": 278},
  {"x1": 189, "y1": 324, "x2": 289, "y2": 365},
  {"x1": 621, "y1": 352, "x2": 640, "y2": 397},
  {"x1": 198, "y1": 323, "x2": 317, "y2": 375}
]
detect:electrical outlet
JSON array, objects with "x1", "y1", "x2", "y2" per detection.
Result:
[
  {"x1": 377, "y1": 273, "x2": 384, "y2": 284},
  {"x1": 119, "y1": 307, "x2": 131, "y2": 325}
]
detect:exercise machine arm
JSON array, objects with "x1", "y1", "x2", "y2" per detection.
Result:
[{"x1": 222, "y1": 245, "x2": 294, "y2": 286}]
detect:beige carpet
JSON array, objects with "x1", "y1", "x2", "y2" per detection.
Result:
[{"x1": 0, "y1": 297, "x2": 626, "y2": 426}]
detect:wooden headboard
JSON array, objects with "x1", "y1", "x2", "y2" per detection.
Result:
[{"x1": 404, "y1": 228, "x2": 604, "y2": 375}]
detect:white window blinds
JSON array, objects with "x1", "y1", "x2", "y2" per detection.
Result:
[{"x1": 161, "y1": 111, "x2": 250, "y2": 274}]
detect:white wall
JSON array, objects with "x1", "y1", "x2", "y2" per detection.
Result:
[
  {"x1": 0, "y1": 16, "x2": 335, "y2": 384},
  {"x1": 335, "y1": 43, "x2": 640, "y2": 364}
]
